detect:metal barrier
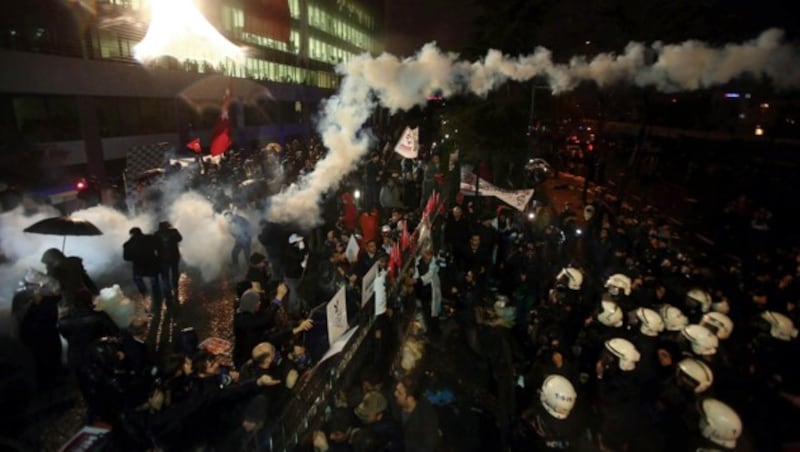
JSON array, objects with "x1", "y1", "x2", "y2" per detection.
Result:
[{"x1": 266, "y1": 218, "x2": 430, "y2": 451}]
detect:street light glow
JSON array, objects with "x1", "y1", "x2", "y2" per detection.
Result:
[
  {"x1": 754, "y1": 125, "x2": 765, "y2": 136},
  {"x1": 134, "y1": 0, "x2": 245, "y2": 66}
]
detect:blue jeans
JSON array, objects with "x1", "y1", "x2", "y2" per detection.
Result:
[
  {"x1": 232, "y1": 240, "x2": 252, "y2": 268},
  {"x1": 161, "y1": 261, "x2": 180, "y2": 298},
  {"x1": 133, "y1": 273, "x2": 165, "y2": 313}
]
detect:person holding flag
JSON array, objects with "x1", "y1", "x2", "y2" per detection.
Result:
[{"x1": 210, "y1": 83, "x2": 233, "y2": 157}]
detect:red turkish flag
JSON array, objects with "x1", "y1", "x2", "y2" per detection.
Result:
[
  {"x1": 400, "y1": 221, "x2": 410, "y2": 251},
  {"x1": 210, "y1": 85, "x2": 232, "y2": 157},
  {"x1": 186, "y1": 138, "x2": 201, "y2": 153},
  {"x1": 388, "y1": 244, "x2": 402, "y2": 281}
]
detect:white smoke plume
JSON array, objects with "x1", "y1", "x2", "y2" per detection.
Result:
[
  {"x1": 166, "y1": 191, "x2": 235, "y2": 281},
  {"x1": 0, "y1": 186, "x2": 253, "y2": 334},
  {"x1": 267, "y1": 28, "x2": 800, "y2": 227}
]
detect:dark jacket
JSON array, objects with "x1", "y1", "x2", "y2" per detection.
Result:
[
  {"x1": 401, "y1": 398, "x2": 441, "y2": 452},
  {"x1": 155, "y1": 226, "x2": 182, "y2": 264},
  {"x1": 284, "y1": 244, "x2": 308, "y2": 279},
  {"x1": 58, "y1": 308, "x2": 119, "y2": 369},
  {"x1": 123, "y1": 233, "x2": 162, "y2": 276},
  {"x1": 42, "y1": 249, "x2": 99, "y2": 306},
  {"x1": 357, "y1": 416, "x2": 404, "y2": 452},
  {"x1": 233, "y1": 310, "x2": 273, "y2": 368}
]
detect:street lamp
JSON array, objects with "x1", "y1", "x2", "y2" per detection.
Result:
[{"x1": 754, "y1": 125, "x2": 764, "y2": 136}]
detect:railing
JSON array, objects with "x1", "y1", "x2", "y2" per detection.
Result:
[{"x1": 266, "y1": 214, "x2": 432, "y2": 451}]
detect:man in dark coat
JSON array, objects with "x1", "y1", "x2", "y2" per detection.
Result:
[
  {"x1": 394, "y1": 376, "x2": 441, "y2": 452},
  {"x1": 259, "y1": 220, "x2": 289, "y2": 283},
  {"x1": 284, "y1": 233, "x2": 309, "y2": 316},
  {"x1": 155, "y1": 221, "x2": 182, "y2": 299},
  {"x1": 41, "y1": 248, "x2": 99, "y2": 312},
  {"x1": 123, "y1": 227, "x2": 166, "y2": 314}
]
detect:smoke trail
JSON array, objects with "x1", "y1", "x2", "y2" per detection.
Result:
[
  {"x1": 267, "y1": 28, "x2": 800, "y2": 227},
  {"x1": 166, "y1": 191, "x2": 236, "y2": 281}
]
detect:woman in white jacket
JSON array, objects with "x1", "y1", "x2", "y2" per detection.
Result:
[{"x1": 414, "y1": 247, "x2": 442, "y2": 335}]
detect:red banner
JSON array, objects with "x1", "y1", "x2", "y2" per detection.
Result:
[
  {"x1": 210, "y1": 85, "x2": 232, "y2": 156},
  {"x1": 243, "y1": 0, "x2": 291, "y2": 43}
]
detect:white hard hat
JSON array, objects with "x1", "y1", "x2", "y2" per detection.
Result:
[
  {"x1": 597, "y1": 300, "x2": 623, "y2": 328},
  {"x1": 760, "y1": 311, "x2": 798, "y2": 341},
  {"x1": 605, "y1": 273, "x2": 632, "y2": 296},
  {"x1": 682, "y1": 324, "x2": 719, "y2": 356},
  {"x1": 556, "y1": 267, "x2": 583, "y2": 291},
  {"x1": 636, "y1": 307, "x2": 665, "y2": 337},
  {"x1": 539, "y1": 375, "x2": 577, "y2": 420},
  {"x1": 659, "y1": 304, "x2": 689, "y2": 331},
  {"x1": 604, "y1": 338, "x2": 640, "y2": 371},
  {"x1": 677, "y1": 358, "x2": 714, "y2": 394},
  {"x1": 686, "y1": 288, "x2": 713, "y2": 313},
  {"x1": 288, "y1": 233, "x2": 304, "y2": 244},
  {"x1": 701, "y1": 312, "x2": 734, "y2": 340},
  {"x1": 699, "y1": 398, "x2": 742, "y2": 449},
  {"x1": 711, "y1": 296, "x2": 730, "y2": 314}
]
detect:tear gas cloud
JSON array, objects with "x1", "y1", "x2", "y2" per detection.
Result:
[
  {"x1": 267, "y1": 28, "x2": 800, "y2": 227},
  {"x1": 0, "y1": 179, "x2": 255, "y2": 333},
  {"x1": 1, "y1": 28, "x2": 798, "y2": 331}
]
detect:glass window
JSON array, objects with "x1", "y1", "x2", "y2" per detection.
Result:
[
  {"x1": 289, "y1": 0, "x2": 300, "y2": 18},
  {"x1": 13, "y1": 95, "x2": 81, "y2": 141}
]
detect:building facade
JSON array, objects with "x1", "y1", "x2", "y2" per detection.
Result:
[{"x1": 0, "y1": 0, "x2": 382, "y2": 181}]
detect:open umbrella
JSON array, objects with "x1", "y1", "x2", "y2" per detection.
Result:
[
  {"x1": 178, "y1": 75, "x2": 275, "y2": 111},
  {"x1": 132, "y1": 168, "x2": 166, "y2": 183},
  {"x1": 24, "y1": 216, "x2": 103, "y2": 252}
]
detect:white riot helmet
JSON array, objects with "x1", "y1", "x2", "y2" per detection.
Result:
[
  {"x1": 711, "y1": 296, "x2": 730, "y2": 314},
  {"x1": 700, "y1": 312, "x2": 734, "y2": 340},
  {"x1": 677, "y1": 358, "x2": 714, "y2": 394},
  {"x1": 682, "y1": 324, "x2": 719, "y2": 356},
  {"x1": 583, "y1": 205, "x2": 596, "y2": 221},
  {"x1": 659, "y1": 304, "x2": 689, "y2": 331},
  {"x1": 636, "y1": 307, "x2": 665, "y2": 337},
  {"x1": 597, "y1": 300, "x2": 623, "y2": 328},
  {"x1": 605, "y1": 273, "x2": 632, "y2": 296},
  {"x1": 556, "y1": 267, "x2": 583, "y2": 291},
  {"x1": 604, "y1": 338, "x2": 640, "y2": 371},
  {"x1": 760, "y1": 311, "x2": 798, "y2": 341},
  {"x1": 539, "y1": 375, "x2": 577, "y2": 420},
  {"x1": 686, "y1": 288, "x2": 713, "y2": 313},
  {"x1": 699, "y1": 398, "x2": 742, "y2": 449}
]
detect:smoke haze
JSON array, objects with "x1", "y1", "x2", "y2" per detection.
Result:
[
  {"x1": 267, "y1": 28, "x2": 800, "y2": 227},
  {"x1": 1, "y1": 29, "x2": 798, "y2": 333}
]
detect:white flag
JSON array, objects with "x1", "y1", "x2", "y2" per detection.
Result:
[
  {"x1": 326, "y1": 286, "x2": 348, "y2": 346},
  {"x1": 374, "y1": 269, "x2": 387, "y2": 316},
  {"x1": 345, "y1": 234, "x2": 360, "y2": 264},
  {"x1": 394, "y1": 126, "x2": 419, "y2": 159},
  {"x1": 459, "y1": 166, "x2": 534, "y2": 212},
  {"x1": 361, "y1": 261, "x2": 380, "y2": 307}
]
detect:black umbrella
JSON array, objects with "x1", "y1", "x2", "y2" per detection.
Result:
[
  {"x1": 133, "y1": 168, "x2": 165, "y2": 183},
  {"x1": 24, "y1": 216, "x2": 103, "y2": 252}
]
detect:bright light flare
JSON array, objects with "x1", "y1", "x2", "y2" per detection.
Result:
[{"x1": 134, "y1": 0, "x2": 245, "y2": 67}]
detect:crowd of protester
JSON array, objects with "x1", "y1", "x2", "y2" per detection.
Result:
[{"x1": 4, "y1": 126, "x2": 799, "y2": 452}]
